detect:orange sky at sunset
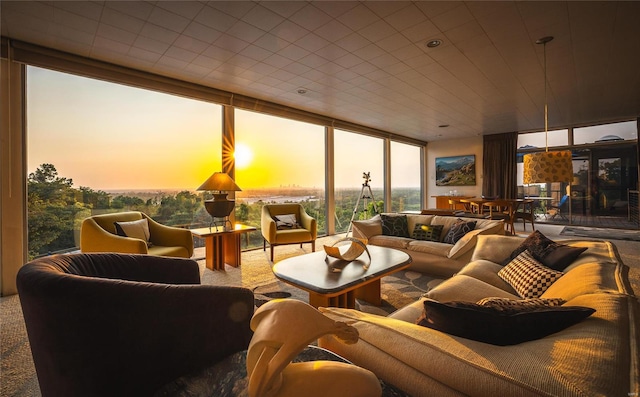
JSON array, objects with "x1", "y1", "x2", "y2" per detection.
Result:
[{"x1": 27, "y1": 66, "x2": 420, "y2": 192}]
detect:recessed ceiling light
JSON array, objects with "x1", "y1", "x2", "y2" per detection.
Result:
[
  {"x1": 438, "y1": 124, "x2": 449, "y2": 128},
  {"x1": 426, "y1": 39, "x2": 442, "y2": 48},
  {"x1": 297, "y1": 88, "x2": 307, "y2": 95}
]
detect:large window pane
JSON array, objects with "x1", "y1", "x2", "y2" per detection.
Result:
[
  {"x1": 334, "y1": 130, "x2": 384, "y2": 233},
  {"x1": 574, "y1": 121, "x2": 637, "y2": 145},
  {"x1": 391, "y1": 141, "x2": 421, "y2": 212},
  {"x1": 234, "y1": 109, "x2": 326, "y2": 247},
  {"x1": 517, "y1": 129, "x2": 568, "y2": 149},
  {"x1": 27, "y1": 66, "x2": 222, "y2": 258}
]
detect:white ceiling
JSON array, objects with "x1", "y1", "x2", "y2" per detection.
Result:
[{"x1": 2, "y1": 1, "x2": 640, "y2": 142}]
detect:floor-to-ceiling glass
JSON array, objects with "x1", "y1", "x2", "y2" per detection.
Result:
[
  {"x1": 390, "y1": 142, "x2": 421, "y2": 213},
  {"x1": 234, "y1": 109, "x2": 326, "y2": 248},
  {"x1": 27, "y1": 66, "x2": 222, "y2": 258},
  {"x1": 333, "y1": 130, "x2": 384, "y2": 233}
]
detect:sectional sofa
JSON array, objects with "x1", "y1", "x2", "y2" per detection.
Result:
[
  {"x1": 318, "y1": 233, "x2": 639, "y2": 397},
  {"x1": 351, "y1": 213, "x2": 505, "y2": 277}
]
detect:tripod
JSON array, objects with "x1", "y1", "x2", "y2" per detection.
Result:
[{"x1": 346, "y1": 172, "x2": 380, "y2": 236}]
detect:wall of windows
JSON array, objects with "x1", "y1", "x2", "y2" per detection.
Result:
[{"x1": 24, "y1": 66, "x2": 425, "y2": 258}]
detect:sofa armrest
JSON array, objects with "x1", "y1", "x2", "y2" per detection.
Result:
[
  {"x1": 448, "y1": 222, "x2": 505, "y2": 259},
  {"x1": 261, "y1": 206, "x2": 277, "y2": 242},
  {"x1": 80, "y1": 218, "x2": 148, "y2": 254},
  {"x1": 144, "y1": 214, "x2": 194, "y2": 257},
  {"x1": 351, "y1": 215, "x2": 382, "y2": 239},
  {"x1": 299, "y1": 209, "x2": 318, "y2": 239}
]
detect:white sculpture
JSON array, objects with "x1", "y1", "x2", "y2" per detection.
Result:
[{"x1": 246, "y1": 299, "x2": 382, "y2": 397}]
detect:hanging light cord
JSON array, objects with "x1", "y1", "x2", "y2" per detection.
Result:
[{"x1": 536, "y1": 36, "x2": 554, "y2": 152}]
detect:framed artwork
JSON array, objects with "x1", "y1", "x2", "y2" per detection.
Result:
[{"x1": 435, "y1": 155, "x2": 476, "y2": 186}]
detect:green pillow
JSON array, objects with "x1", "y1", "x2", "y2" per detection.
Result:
[{"x1": 412, "y1": 224, "x2": 443, "y2": 242}]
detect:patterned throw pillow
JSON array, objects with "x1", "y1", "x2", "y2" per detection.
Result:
[
  {"x1": 442, "y1": 219, "x2": 476, "y2": 244},
  {"x1": 498, "y1": 250, "x2": 564, "y2": 298},
  {"x1": 503, "y1": 230, "x2": 587, "y2": 271},
  {"x1": 477, "y1": 297, "x2": 566, "y2": 313},
  {"x1": 380, "y1": 214, "x2": 410, "y2": 237},
  {"x1": 412, "y1": 224, "x2": 444, "y2": 242}
]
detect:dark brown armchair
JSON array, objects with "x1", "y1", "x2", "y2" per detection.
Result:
[{"x1": 17, "y1": 253, "x2": 254, "y2": 397}]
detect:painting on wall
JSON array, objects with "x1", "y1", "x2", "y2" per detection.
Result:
[{"x1": 435, "y1": 155, "x2": 476, "y2": 186}]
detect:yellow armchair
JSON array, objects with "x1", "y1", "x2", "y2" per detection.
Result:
[
  {"x1": 80, "y1": 211, "x2": 194, "y2": 258},
  {"x1": 261, "y1": 203, "x2": 317, "y2": 261}
]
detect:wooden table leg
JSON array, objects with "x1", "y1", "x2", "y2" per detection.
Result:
[
  {"x1": 354, "y1": 279, "x2": 382, "y2": 306},
  {"x1": 205, "y1": 235, "x2": 225, "y2": 271},
  {"x1": 223, "y1": 234, "x2": 242, "y2": 267}
]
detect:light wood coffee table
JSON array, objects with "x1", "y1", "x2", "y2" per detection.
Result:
[{"x1": 272, "y1": 245, "x2": 412, "y2": 309}]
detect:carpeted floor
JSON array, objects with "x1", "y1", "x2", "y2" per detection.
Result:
[{"x1": 2, "y1": 225, "x2": 638, "y2": 397}]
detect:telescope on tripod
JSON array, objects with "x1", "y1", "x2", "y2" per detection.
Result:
[{"x1": 346, "y1": 172, "x2": 380, "y2": 236}]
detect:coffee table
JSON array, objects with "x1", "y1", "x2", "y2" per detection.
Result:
[
  {"x1": 191, "y1": 224, "x2": 256, "y2": 271},
  {"x1": 272, "y1": 245, "x2": 411, "y2": 309}
]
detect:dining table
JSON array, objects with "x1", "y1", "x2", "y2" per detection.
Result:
[{"x1": 458, "y1": 198, "x2": 532, "y2": 235}]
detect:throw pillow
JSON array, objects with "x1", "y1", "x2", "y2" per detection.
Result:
[
  {"x1": 503, "y1": 230, "x2": 587, "y2": 271},
  {"x1": 416, "y1": 298, "x2": 595, "y2": 346},
  {"x1": 477, "y1": 297, "x2": 567, "y2": 311},
  {"x1": 498, "y1": 250, "x2": 564, "y2": 298},
  {"x1": 380, "y1": 214, "x2": 410, "y2": 238},
  {"x1": 412, "y1": 224, "x2": 444, "y2": 242},
  {"x1": 442, "y1": 219, "x2": 476, "y2": 244},
  {"x1": 275, "y1": 214, "x2": 299, "y2": 229},
  {"x1": 114, "y1": 219, "x2": 151, "y2": 242}
]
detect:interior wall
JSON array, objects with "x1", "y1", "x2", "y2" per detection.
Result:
[{"x1": 426, "y1": 136, "x2": 483, "y2": 209}]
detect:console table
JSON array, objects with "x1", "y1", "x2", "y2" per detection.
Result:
[{"x1": 191, "y1": 225, "x2": 256, "y2": 271}]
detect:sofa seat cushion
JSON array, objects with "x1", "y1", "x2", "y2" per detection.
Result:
[
  {"x1": 406, "y1": 240, "x2": 452, "y2": 257},
  {"x1": 425, "y1": 274, "x2": 519, "y2": 303},
  {"x1": 368, "y1": 235, "x2": 412, "y2": 250},
  {"x1": 272, "y1": 229, "x2": 313, "y2": 244},
  {"x1": 319, "y1": 292, "x2": 635, "y2": 397},
  {"x1": 148, "y1": 245, "x2": 191, "y2": 258}
]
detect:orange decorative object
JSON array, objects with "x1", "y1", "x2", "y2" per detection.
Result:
[{"x1": 523, "y1": 150, "x2": 573, "y2": 184}]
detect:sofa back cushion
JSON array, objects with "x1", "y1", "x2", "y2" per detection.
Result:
[{"x1": 472, "y1": 235, "x2": 526, "y2": 264}]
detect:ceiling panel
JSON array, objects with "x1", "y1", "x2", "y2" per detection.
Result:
[{"x1": 2, "y1": 1, "x2": 640, "y2": 142}]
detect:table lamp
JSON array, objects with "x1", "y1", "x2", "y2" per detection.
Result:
[{"x1": 197, "y1": 172, "x2": 241, "y2": 230}]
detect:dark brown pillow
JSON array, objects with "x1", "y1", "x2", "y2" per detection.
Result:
[
  {"x1": 416, "y1": 298, "x2": 595, "y2": 346},
  {"x1": 380, "y1": 214, "x2": 410, "y2": 237},
  {"x1": 503, "y1": 230, "x2": 587, "y2": 271}
]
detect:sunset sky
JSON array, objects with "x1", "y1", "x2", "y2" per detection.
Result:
[{"x1": 27, "y1": 66, "x2": 420, "y2": 192}]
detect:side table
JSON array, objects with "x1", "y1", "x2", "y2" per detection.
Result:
[{"x1": 191, "y1": 225, "x2": 256, "y2": 271}]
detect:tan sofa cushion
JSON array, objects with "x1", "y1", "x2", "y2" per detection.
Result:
[
  {"x1": 456, "y1": 260, "x2": 517, "y2": 293},
  {"x1": 368, "y1": 235, "x2": 412, "y2": 250},
  {"x1": 406, "y1": 240, "x2": 452, "y2": 256},
  {"x1": 351, "y1": 215, "x2": 382, "y2": 240}
]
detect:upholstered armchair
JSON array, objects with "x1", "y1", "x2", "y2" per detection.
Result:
[
  {"x1": 17, "y1": 253, "x2": 254, "y2": 397},
  {"x1": 261, "y1": 203, "x2": 317, "y2": 261},
  {"x1": 80, "y1": 211, "x2": 194, "y2": 258}
]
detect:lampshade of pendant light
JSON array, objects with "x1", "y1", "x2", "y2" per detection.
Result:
[{"x1": 523, "y1": 36, "x2": 573, "y2": 184}]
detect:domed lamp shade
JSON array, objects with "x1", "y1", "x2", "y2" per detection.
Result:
[{"x1": 197, "y1": 172, "x2": 241, "y2": 227}]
